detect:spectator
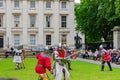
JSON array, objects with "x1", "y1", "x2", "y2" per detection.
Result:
[
  {"x1": 11, "y1": 47, "x2": 15, "y2": 57},
  {"x1": 115, "y1": 48, "x2": 120, "y2": 64},
  {"x1": 93, "y1": 49, "x2": 98, "y2": 60}
]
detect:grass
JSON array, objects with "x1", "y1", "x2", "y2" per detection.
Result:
[{"x1": 0, "y1": 58, "x2": 120, "y2": 80}]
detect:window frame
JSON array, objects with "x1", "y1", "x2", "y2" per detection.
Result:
[
  {"x1": 14, "y1": 0, "x2": 20, "y2": 8},
  {"x1": 61, "y1": 16, "x2": 67, "y2": 28},
  {"x1": 0, "y1": 0, "x2": 3, "y2": 8},
  {"x1": 0, "y1": 15, "x2": 3, "y2": 27},
  {"x1": 46, "y1": 16, "x2": 51, "y2": 28},
  {"x1": 30, "y1": 0, "x2": 36, "y2": 8},
  {"x1": 30, "y1": 15, "x2": 36, "y2": 27},
  {"x1": 46, "y1": 35, "x2": 51, "y2": 45},
  {"x1": 14, "y1": 15, "x2": 20, "y2": 27},
  {"x1": 30, "y1": 34, "x2": 36, "y2": 45},
  {"x1": 61, "y1": 34, "x2": 67, "y2": 45},
  {"x1": 14, "y1": 34, "x2": 20, "y2": 46},
  {"x1": 61, "y1": 1, "x2": 67, "y2": 8},
  {"x1": 46, "y1": 1, "x2": 51, "y2": 8}
]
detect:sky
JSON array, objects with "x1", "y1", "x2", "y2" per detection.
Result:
[{"x1": 75, "y1": 0, "x2": 80, "y2": 3}]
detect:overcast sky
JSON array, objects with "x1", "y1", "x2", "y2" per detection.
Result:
[{"x1": 75, "y1": 0, "x2": 80, "y2": 3}]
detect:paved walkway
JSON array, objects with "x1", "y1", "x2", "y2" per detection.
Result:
[{"x1": 76, "y1": 58, "x2": 120, "y2": 68}]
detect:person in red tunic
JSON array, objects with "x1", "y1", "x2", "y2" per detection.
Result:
[
  {"x1": 35, "y1": 47, "x2": 53, "y2": 80},
  {"x1": 101, "y1": 49, "x2": 112, "y2": 71}
]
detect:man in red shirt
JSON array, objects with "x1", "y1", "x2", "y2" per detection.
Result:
[
  {"x1": 101, "y1": 49, "x2": 112, "y2": 71},
  {"x1": 35, "y1": 46, "x2": 53, "y2": 80}
]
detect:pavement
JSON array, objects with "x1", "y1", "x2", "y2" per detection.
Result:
[{"x1": 76, "y1": 58, "x2": 120, "y2": 68}]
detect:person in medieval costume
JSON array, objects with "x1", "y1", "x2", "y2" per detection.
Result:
[
  {"x1": 13, "y1": 48, "x2": 22, "y2": 70},
  {"x1": 20, "y1": 49, "x2": 26, "y2": 69},
  {"x1": 99, "y1": 45, "x2": 112, "y2": 71},
  {"x1": 53, "y1": 43, "x2": 70, "y2": 80},
  {"x1": 35, "y1": 46, "x2": 53, "y2": 80}
]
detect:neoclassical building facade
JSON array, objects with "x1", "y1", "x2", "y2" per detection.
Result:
[{"x1": 0, "y1": 0, "x2": 75, "y2": 49}]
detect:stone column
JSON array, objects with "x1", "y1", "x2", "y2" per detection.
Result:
[
  {"x1": 6, "y1": 0, "x2": 12, "y2": 48},
  {"x1": 38, "y1": 0, "x2": 44, "y2": 46},
  {"x1": 68, "y1": 0, "x2": 75, "y2": 47},
  {"x1": 112, "y1": 26, "x2": 120, "y2": 49},
  {"x1": 22, "y1": 0, "x2": 28, "y2": 47},
  {"x1": 53, "y1": 0, "x2": 59, "y2": 46}
]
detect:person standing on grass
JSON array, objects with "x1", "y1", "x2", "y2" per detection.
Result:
[
  {"x1": 53, "y1": 43, "x2": 70, "y2": 80},
  {"x1": 35, "y1": 46, "x2": 53, "y2": 80},
  {"x1": 20, "y1": 49, "x2": 26, "y2": 69},
  {"x1": 13, "y1": 48, "x2": 22, "y2": 70},
  {"x1": 100, "y1": 45, "x2": 112, "y2": 71}
]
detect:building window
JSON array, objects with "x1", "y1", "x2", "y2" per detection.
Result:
[
  {"x1": 46, "y1": 35, "x2": 51, "y2": 45},
  {"x1": 61, "y1": 34, "x2": 67, "y2": 45},
  {"x1": 30, "y1": 15, "x2": 36, "y2": 27},
  {"x1": 14, "y1": 0, "x2": 19, "y2": 8},
  {"x1": 0, "y1": 15, "x2": 3, "y2": 27},
  {"x1": 46, "y1": 1, "x2": 51, "y2": 8},
  {"x1": 61, "y1": 16, "x2": 67, "y2": 28},
  {"x1": 14, "y1": 34, "x2": 20, "y2": 46},
  {"x1": 46, "y1": 16, "x2": 51, "y2": 27},
  {"x1": 0, "y1": 0, "x2": 3, "y2": 7},
  {"x1": 61, "y1": 2, "x2": 66, "y2": 8},
  {"x1": 14, "y1": 15, "x2": 20, "y2": 27},
  {"x1": 30, "y1": 1, "x2": 35, "y2": 8},
  {"x1": 30, "y1": 34, "x2": 36, "y2": 45}
]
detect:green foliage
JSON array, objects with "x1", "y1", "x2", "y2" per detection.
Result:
[
  {"x1": 1, "y1": 58, "x2": 120, "y2": 80},
  {"x1": 75, "y1": 0, "x2": 120, "y2": 43}
]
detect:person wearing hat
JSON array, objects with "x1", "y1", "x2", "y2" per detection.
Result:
[
  {"x1": 35, "y1": 46, "x2": 53, "y2": 80},
  {"x1": 100, "y1": 45, "x2": 112, "y2": 71},
  {"x1": 53, "y1": 43, "x2": 70, "y2": 80}
]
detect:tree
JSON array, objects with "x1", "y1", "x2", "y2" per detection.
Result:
[{"x1": 75, "y1": 0, "x2": 120, "y2": 43}]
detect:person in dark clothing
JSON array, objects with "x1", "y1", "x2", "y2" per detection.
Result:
[{"x1": 11, "y1": 47, "x2": 15, "y2": 57}]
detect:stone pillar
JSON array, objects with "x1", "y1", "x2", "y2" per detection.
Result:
[
  {"x1": 38, "y1": 0, "x2": 44, "y2": 46},
  {"x1": 6, "y1": 0, "x2": 12, "y2": 48},
  {"x1": 22, "y1": 0, "x2": 28, "y2": 47},
  {"x1": 112, "y1": 26, "x2": 120, "y2": 49},
  {"x1": 68, "y1": 0, "x2": 75, "y2": 47},
  {"x1": 53, "y1": 0, "x2": 59, "y2": 46}
]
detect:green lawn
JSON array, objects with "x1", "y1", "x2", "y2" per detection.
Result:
[{"x1": 0, "y1": 58, "x2": 120, "y2": 80}]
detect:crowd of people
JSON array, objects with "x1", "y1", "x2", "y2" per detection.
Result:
[{"x1": 79, "y1": 46, "x2": 120, "y2": 65}]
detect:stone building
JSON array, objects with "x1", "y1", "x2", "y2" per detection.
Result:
[{"x1": 0, "y1": 0, "x2": 75, "y2": 49}]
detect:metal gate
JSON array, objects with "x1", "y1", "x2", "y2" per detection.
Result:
[{"x1": 0, "y1": 37, "x2": 3, "y2": 48}]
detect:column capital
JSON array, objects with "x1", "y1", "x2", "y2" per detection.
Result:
[{"x1": 112, "y1": 26, "x2": 120, "y2": 31}]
